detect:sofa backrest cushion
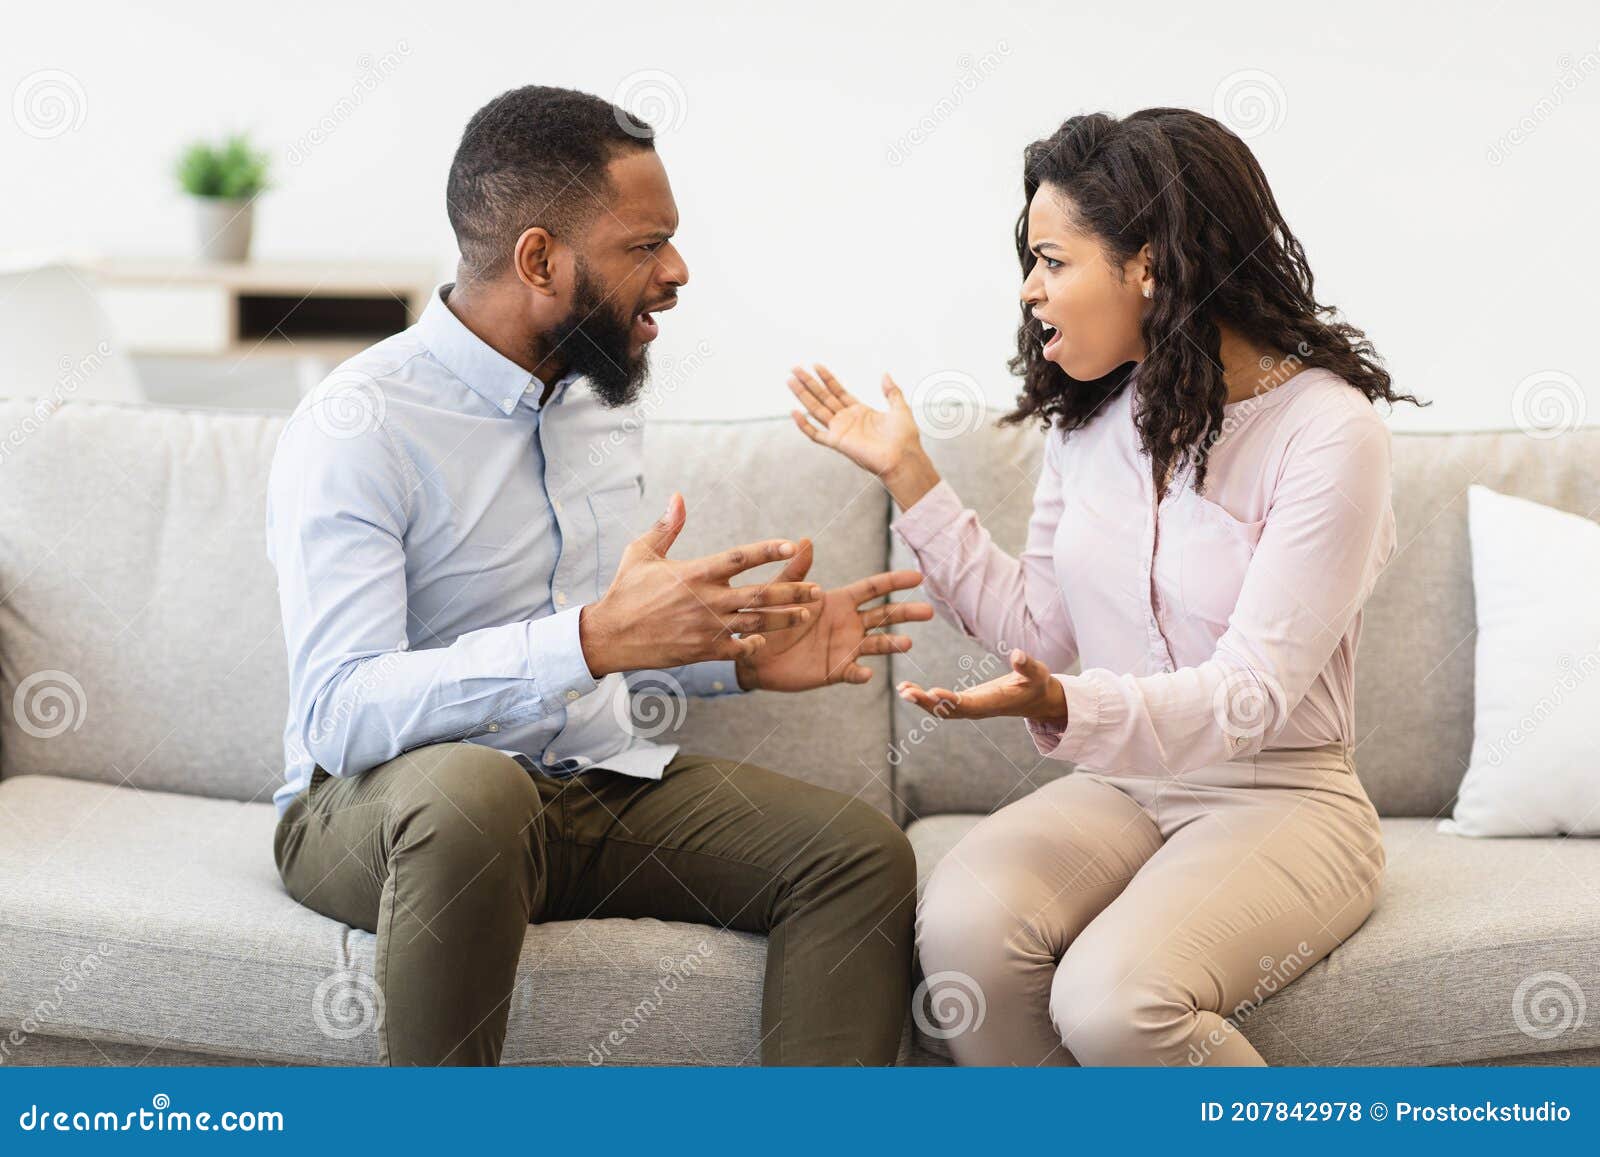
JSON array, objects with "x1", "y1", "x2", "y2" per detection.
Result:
[
  {"x1": 885, "y1": 418, "x2": 1072, "y2": 820},
  {"x1": 643, "y1": 418, "x2": 895, "y2": 812},
  {"x1": 0, "y1": 399, "x2": 290, "y2": 801},
  {"x1": 7, "y1": 397, "x2": 1594, "y2": 821},
  {"x1": 1356, "y1": 426, "x2": 1600, "y2": 817},
  {"x1": 882, "y1": 411, "x2": 1600, "y2": 820},
  {"x1": 0, "y1": 402, "x2": 896, "y2": 812}
]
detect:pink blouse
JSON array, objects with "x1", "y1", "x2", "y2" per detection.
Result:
[{"x1": 891, "y1": 366, "x2": 1397, "y2": 776}]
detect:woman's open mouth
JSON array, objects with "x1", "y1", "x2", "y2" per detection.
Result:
[{"x1": 1039, "y1": 322, "x2": 1061, "y2": 356}]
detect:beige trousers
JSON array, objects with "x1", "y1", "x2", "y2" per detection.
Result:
[{"x1": 916, "y1": 741, "x2": 1387, "y2": 1066}]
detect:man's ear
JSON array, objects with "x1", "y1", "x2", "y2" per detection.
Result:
[{"x1": 512, "y1": 226, "x2": 562, "y2": 297}]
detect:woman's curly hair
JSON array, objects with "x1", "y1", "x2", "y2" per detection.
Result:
[{"x1": 1003, "y1": 108, "x2": 1425, "y2": 493}]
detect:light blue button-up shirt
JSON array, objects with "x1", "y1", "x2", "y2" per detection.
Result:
[{"x1": 265, "y1": 284, "x2": 741, "y2": 816}]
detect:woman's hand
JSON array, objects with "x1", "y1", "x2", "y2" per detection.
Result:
[
  {"x1": 787, "y1": 364, "x2": 942, "y2": 510},
  {"x1": 896, "y1": 649, "x2": 1069, "y2": 723}
]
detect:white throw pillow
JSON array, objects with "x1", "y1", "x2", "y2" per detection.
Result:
[{"x1": 1441, "y1": 484, "x2": 1600, "y2": 837}]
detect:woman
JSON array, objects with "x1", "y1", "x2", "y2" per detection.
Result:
[{"x1": 787, "y1": 108, "x2": 1425, "y2": 1066}]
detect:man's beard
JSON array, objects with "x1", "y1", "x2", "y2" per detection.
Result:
[{"x1": 541, "y1": 258, "x2": 650, "y2": 408}]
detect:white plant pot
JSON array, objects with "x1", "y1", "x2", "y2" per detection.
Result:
[{"x1": 191, "y1": 197, "x2": 255, "y2": 262}]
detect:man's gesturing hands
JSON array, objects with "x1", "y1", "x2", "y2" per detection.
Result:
[
  {"x1": 734, "y1": 538, "x2": 934, "y2": 692},
  {"x1": 580, "y1": 493, "x2": 822, "y2": 678}
]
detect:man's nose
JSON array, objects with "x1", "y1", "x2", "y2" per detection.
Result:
[{"x1": 660, "y1": 241, "x2": 689, "y2": 289}]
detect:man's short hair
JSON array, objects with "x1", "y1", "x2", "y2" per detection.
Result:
[{"x1": 446, "y1": 85, "x2": 654, "y2": 281}]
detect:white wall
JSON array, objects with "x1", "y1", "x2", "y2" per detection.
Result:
[{"x1": 5, "y1": 0, "x2": 1598, "y2": 431}]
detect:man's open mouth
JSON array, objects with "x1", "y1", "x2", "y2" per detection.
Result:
[{"x1": 632, "y1": 298, "x2": 677, "y2": 344}]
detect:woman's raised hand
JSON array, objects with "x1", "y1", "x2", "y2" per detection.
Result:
[{"x1": 787, "y1": 364, "x2": 942, "y2": 510}]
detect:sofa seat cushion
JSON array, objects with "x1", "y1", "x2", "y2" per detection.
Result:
[
  {"x1": 907, "y1": 807, "x2": 1600, "y2": 1065},
  {"x1": 0, "y1": 775, "x2": 766, "y2": 1065}
]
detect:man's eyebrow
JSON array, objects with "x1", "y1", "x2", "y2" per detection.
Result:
[{"x1": 632, "y1": 228, "x2": 674, "y2": 244}]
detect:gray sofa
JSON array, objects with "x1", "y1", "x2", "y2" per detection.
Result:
[{"x1": 1, "y1": 396, "x2": 1597, "y2": 1067}]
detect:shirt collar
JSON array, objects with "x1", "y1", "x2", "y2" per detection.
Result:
[{"x1": 416, "y1": 282, "x2": 580, "y2": 416}]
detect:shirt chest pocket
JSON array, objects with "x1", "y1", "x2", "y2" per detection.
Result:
[
  {"x1": 1171, "y1": 490, "x2": 1267, "y2": 628},
  {"x1": 588, "y1": 479, "x2": 645, "y2": 599}
]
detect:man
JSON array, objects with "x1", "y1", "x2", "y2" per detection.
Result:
[{"x1": 265, "y1": 85, "x2": 930, "y2": 1066}]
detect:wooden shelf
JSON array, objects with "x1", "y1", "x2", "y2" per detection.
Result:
[{"x1": 89, "y1": 257, "x2": 439, "y2": 360}]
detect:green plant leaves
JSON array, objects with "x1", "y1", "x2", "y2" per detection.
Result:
[{"x1": 176, "y1": 133, "x2": 270, "y2": 199}]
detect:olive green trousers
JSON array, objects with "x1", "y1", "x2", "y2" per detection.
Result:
[{"x1": 274, "y1": 742, "x2": 916, "y2": 1065}]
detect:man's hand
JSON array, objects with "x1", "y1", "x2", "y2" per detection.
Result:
[
  {"x1": 735, "y1": 538, "x2": 935, "y2": 691},
  {"x1": 896, "y1": 649, "x2": 1069, "y2": 723},
  {"x1": 580, "y1": 493, "x2": 822, "y2": 677}
]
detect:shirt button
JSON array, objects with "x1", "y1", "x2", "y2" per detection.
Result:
[
  {"x1": 555, "y1": 591, "x2": 568, "y2": 606},
  {"x1": 543, "y1": 753, "x2": 557, "y2": 766},
  {"x1": 485, "y1": 723, "x2": 500, "y2": 733},
  {"x1": 565, "y1": 689, "x2": 580, "y2": 702},
  {"x1": 500, "y1": 398, "x2": 514, "y2": 410},
  {"x1": 711, "y1": 680, "x2": 726, "y2": 692},
  {"x1": 552, "y1": 499, "x2": 563, "y2": 514}
]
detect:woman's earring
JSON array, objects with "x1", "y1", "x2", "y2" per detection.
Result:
[{"x1": 1143, "y1": 284, "x2": 1153, "y2": 299}]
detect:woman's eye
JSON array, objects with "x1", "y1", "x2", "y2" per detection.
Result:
[{"x1": 1040, "y1": 256, "x2": 1062, "y2": 270}]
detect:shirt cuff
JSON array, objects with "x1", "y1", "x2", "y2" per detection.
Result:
[
  {"x1": 890, "y1": 478, "x2": 965, "y2": 550},
  {"x1": 683, "y1": 660, "x2": 745, "y2": 698},
  {"x1": 525, "y1": 605, "x2": 599, "y2": 710},
  {"x1": 1026, "y1": 674, "x2": 1099, "y2": 760}
]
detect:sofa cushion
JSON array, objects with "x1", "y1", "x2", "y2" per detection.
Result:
[
  {"x1": 0, "y1": 774, "x2": 769, "y2": 1065},
  {"x1": 0, "y1": 401, "x2": 894, "y2": 812},
  {"x1": 906, "y1": 807, "x2": 1600, "y2": 1065}
]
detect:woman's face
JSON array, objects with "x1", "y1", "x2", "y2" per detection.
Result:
[{"x1": 1020, "y1": 183, "x2": 1152, "y2": 381}]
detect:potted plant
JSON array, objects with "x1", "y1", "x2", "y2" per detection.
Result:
[{"x1": 175, "y1": 133, "x2": 269, "y2": 262}]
